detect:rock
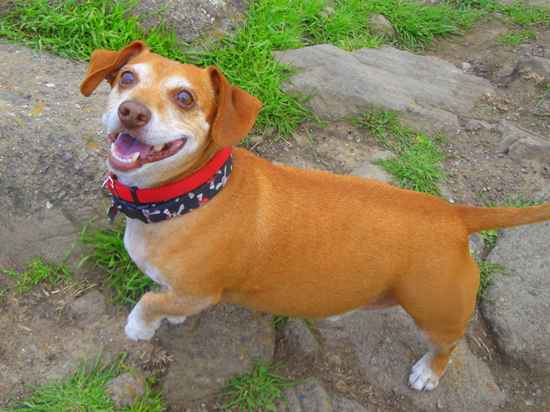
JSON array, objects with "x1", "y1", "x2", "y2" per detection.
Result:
[
  {"x1": 283, "y1": 319, "x2": 320, "y2": 358},
  {"x1": 274, "y1": 45, "x2": 494, "y2": 135},
  {"x1": 463, "y1": 118, "x2": 491, "y2": 132},
  {"x1": 106, "y1": 372, "x2": 146, "y2": 408},
  {"x1": 367, "y1": 14, "x2": 396, "y2": 38},
  {"x1": 317, "y1": 308, "x2": 506, "y2": 412},
  {"x1": 469, "y1": 233, "x2": 484, "y2": 260},
  {"x1": 350, "y1": 149, "x2": 394, "y2": 183},
  {"x1": 157, "y1": 304, "x2": 274, "y2": 407},
  {"x1": 67, "y1": 290, "x2": 107, "y2": 323},
  {"x1": 133, "y1": 0, "x2": 247, "y2": 43},
  {"x1": 481, "y1": 222, "x2": 550, "y2": 375},
  {"x1": 0, "y1": 43, "x2": 107, "y2": 222},
  {"x1": 517, "y1": 55, "x2": 550, "y2": 84},
  {"x1": 497, "y1": 121, "x2": 550, "y2": 163},
  {"x1": 0, "y1": 208, "x2": 83, "y2": 268},
  {"x1": 331, "y1": 396, "x2": 369, "y2": 412},
  {"x1": 281, "y1": 380, "x2": 333, "y2": 412},
  {"x1": 461, "y1": 62, "x2": 472, "y2": 72}
]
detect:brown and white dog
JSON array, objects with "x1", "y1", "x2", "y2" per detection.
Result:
[{"x1": 81, "y1": 41, "x2": 550, "y2": 391}]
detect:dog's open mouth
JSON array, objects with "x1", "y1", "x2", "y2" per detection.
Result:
[{"x1": 108, "y1": 132, "x2": 186, "y2": 171}]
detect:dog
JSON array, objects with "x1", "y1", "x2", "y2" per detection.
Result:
[{"x1": 80, "y1": 40, "x2": 550, "y2": 391}]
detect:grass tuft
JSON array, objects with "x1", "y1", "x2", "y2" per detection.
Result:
[
  {"x1": 223, "y1": 363, "x2": 293, "y2": 412},
  {"x1": 3, "y1": 354, "x2": 164, "y2": 412},
  {"x1": 353, "y1": 109, "x2": 445, "y2": 194},
  {"x1": 497, "y1": 29, "x2": 536, "y2": 46},
  {"x1": 80, "y1": 225, "x2": 153, "y2": 306},
  {"x1": 2, "y1": 257, "x2": 72, "y2": 294},
  {"x1": 477, "y1": 260, "x2": 505, "y2": 299}
]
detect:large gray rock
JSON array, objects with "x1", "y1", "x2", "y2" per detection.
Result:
[
  {"x1": 0, "y1": 43, "x2": 108, "y2": 266},
  {"x1": 157, "y1": 304, "x2": 274, "y2": 406},
  {"x1": 275, "y1": 45, "x2": 494, "y2": 134},
  {"x1": 317, "y1": 308, "x2": 506, "y2": 412},
  {"x1": 134, "y1": 0, "x2": 247, "y2": 42},
  {"x1": 482, "y1": 222, "x2": 550, "y2": 375},
  {"x1": 497, "y1": 121, "x2": 550, "y2": 164}
]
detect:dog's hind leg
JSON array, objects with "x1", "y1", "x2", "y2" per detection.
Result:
[
  {"x1": 396, "y1": 256, "x2": 479, "y2": 391},
  {"x1": 125, "y1": 291, "x2": 216, "y2": 341}
]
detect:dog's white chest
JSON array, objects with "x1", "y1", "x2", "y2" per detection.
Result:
[{"x1": 124, "y1": 219, "x2": 166, "y2": 286}]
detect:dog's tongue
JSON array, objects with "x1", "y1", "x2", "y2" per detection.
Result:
[{"x1": 114, "y1": 133, "x2": 151, "y2": 157}]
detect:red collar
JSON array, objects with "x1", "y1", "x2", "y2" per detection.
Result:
[{"x1": 104, "y1": 148, "x2": 232, "y2": 204}]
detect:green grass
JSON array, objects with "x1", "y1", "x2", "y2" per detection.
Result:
[
  {"x1": 223, "y1": 363, "x2": 293, "y2": 412},
  {"x1": 451, "y1": 0, "x2": 550, "y2": 26},
  {"x1": 477, "y1": 260, "x2": 505, "y2": 299},
  {"x1": 353, "y1": 109, "x2": 445, "y2": 194},
  {"x1": 1, "y1": 0, "x2": 487, "y2": 136},
  {"x1": 3, "y1": 355, "x2": 164, "y2": 412},
  {"x1": 497, "y1": 29, "x2": 536, "y2": 45},
  {"x1": 80, "y1": 225, "x2": 153, "y2": 307},
  {"x1": 480, "y1": 229, "x2": 498, "y2": 252},
  {"x1": 272, "y1": 315, "x2": 290, "y2": 330},
  {"x1": 1, "y1": 257, "x2": 72, "y2": 294}
]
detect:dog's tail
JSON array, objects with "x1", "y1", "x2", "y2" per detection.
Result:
[{"x1": 455, "y1": 203, "x2": 550, "y2": 234}]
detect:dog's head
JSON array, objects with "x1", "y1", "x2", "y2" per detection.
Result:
[{"x1": 81, "y1": 40, "x2": 261, "y2": 187}]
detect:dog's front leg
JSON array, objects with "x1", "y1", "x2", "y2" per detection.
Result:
[{"x1": 125, "y1": 291, "x2": 215, "y2": 341}]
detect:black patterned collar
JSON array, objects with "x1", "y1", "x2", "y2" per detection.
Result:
[{"x1": 103, "y1": 148, "x2": 233, "y2": 223}]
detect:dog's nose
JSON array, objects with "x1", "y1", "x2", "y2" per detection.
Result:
[{"x1": 118, "y1": 100, "x2": 151, "y2": 129}]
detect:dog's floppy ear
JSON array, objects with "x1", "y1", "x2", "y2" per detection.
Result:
[
  {"x1": 207, "y1": 67, "x2": 262, "y2": 147},
  {"x1": 80, "y1": 40, "x2": 147, "y2": 97}
]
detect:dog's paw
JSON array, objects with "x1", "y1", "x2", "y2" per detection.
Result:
[
  {"x1": 409, "y1": 353, "x2": 440, "y2": 391},
  {"x1": 125, "y1": 304, "x2": 160, "y2": 341},
  {"x1": 165, "y1": 315, "x2": 187, "y2": 325}
]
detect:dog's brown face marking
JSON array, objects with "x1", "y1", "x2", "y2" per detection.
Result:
[{"x1": 101, "y1": 51, "x2": 218, "y2": 187}]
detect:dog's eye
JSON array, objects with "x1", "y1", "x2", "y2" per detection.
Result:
[
  {"x1": 175, "y1": 90, "x2": 194, "y2": 108},
  {"x1": 119, "y1": 71, "x2": 135, "y2": 86}
]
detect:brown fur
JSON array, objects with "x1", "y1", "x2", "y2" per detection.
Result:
[{"x1": 81, "y1": 42, "x2": 550, "y2": 390}]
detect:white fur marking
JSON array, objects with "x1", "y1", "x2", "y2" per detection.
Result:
[
  {"x1": 162, "y1": 75, "x2": 192, "y2": 90},
  {"x1": 131, "y1": 63, "x2": 153, "y2": 87},
  {"x1": 125, "y1": 300, "x2": 161, "y2": 341},
  {"x1": 124, "y1": 219, "x2": 167, "y2": 286},
  {"x1": 165, "y1": 315, "x2": 187, "y2": 325},
  {"x1": 408, "y1": 352, "x2": 440, "y2": 391}
]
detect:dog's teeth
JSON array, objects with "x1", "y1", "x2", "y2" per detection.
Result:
[
  {"x1": 153, "y1": 144, "x2": 164, "y2": 152},
  {"x1": 111, "y1": 143, "x2": 115, "y2": 154},
  {"x1": 130, "y1": 152, "x2": 140, "y2": 162}
]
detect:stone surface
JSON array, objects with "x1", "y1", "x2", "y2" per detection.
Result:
[
  {"x1": 331, "y1": 396, "x2": 369, "y2": 412},
  {"x1": 281, "y1": 380, "x2": 334, "y2": 412},
  {"x1": 134, "y1": 0, "x2": 247, "y2": 42},
  {"x1": 469, "y1": 233, "x2": 484, "y2": 260},
  {"x1": 317, "y1": 308, "x2": 506, "y2": 412},
  {"x1": 67, "y1": 290, "x2": 107, "y2": 323},
  {"x1": 518, "y1": 55, "x2": 550, "y2": 83},
  {"x1": 280, "y1": 379, "x2": 368, "y2": 412},
  {"x1": 106, "y1": 372, "x2": 146, "y2": 408},
  {"x1": 157, "y1": 304, "x2": 274, "y2": 406},
  {"x1": 275, "y1": 45, "x2": 494, "y2": 134},
  {"x1": 283, "y1": 319, "x2": 320, "y2": 358},
  {"x1": 0, "y1": 294, "x2": 154, "y2": 406},
  {"x1": 350, "y1": 149, "x2": 394, "y2": 183},
  {"x1": 0, "y1": 42, "x2": 109, "y2": 267},
  {"x1": 481, "y1": 222, "x2": 550, "y2": 375},
  {"x1": 367, "y1": 14, "x2": 395, "y2": 38},
  {"x1": 497, "y1": 121, "x2": 550, "y2": 164}
]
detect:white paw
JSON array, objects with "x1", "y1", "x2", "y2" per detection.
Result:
[
  {"x1": 409, "y1": 353, "x2": 440, "y2": 391},
  {"x1": 165, "y1": 315, "x2": 187, "y2": 325},
  {"x1": 125, "y1": 304, "x2": 160, "y2": 341}
]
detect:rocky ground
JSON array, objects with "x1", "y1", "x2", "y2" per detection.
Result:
[{"x1": 1, "y1": 3, "x2": 550, "y2": 412}]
